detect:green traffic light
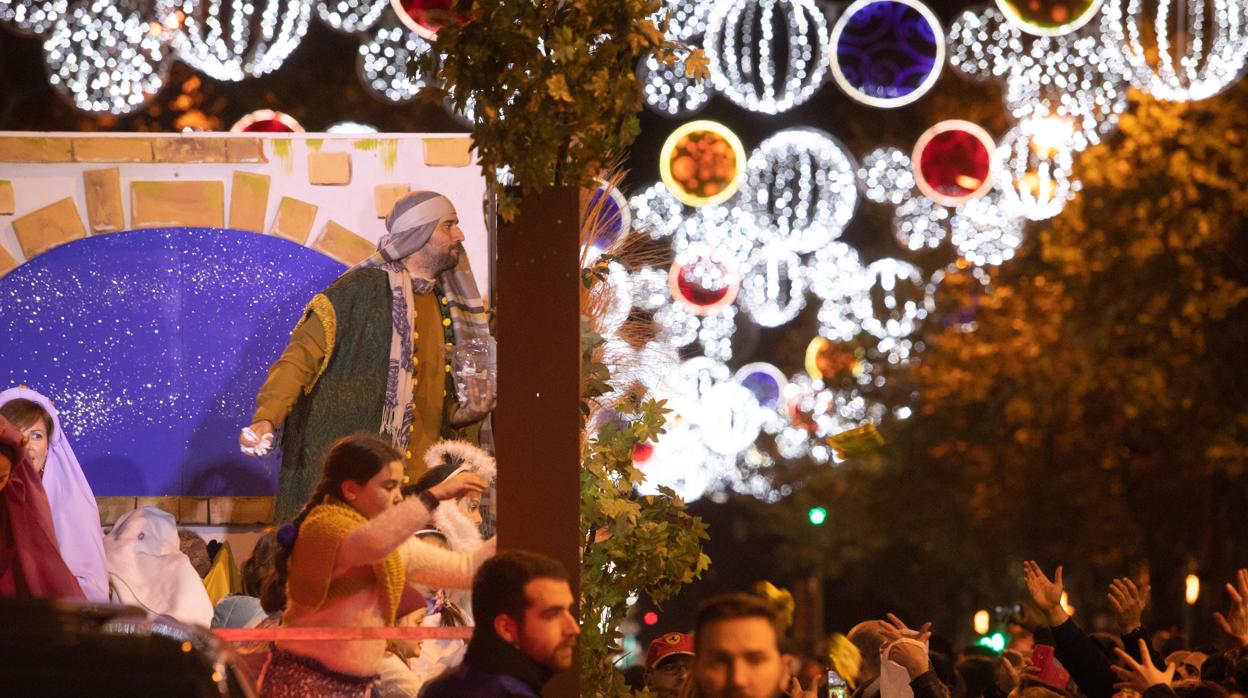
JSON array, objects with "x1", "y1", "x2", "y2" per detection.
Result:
[{"x1": 808, "y1": 506, "x2": 828, "y2": 526}]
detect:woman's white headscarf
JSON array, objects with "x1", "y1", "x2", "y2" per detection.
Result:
[
  {"x1": 104, "y1": 506, "x2": 213, "y2": 627},
  {"x1": 0, "y1": 386, "x2": 109, "y2": 602}
]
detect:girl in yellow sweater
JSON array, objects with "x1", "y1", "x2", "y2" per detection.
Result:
[{"x1": 258, "y1": 433, "x2": 493, "y2": 697}]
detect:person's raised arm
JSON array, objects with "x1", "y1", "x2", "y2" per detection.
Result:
[
  {"x1": 1112, "y1": 639, "x2": 1176, "y2": 695},
  {"x1": 401, "y1": 535, "x2": 496, "y2": 590},
  {"x1": 1108, "y1": 577, "x2": 1162, "y2": 665},
  {"x1": 334, "y1": 471, "x2": 487, "y2": 574},
  {"x1": 1024, "y1": 560, "x2": 1116, "y2": 698},
  {"x1": 1214, "y1": 568, "x2": 1248, "y2": 648}
]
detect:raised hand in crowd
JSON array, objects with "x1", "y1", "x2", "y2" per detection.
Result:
[
  {"x1": 1107, "y1": 577, "x2": 1150, "y2": 634},
  {"x1": 1213, "y1": 568, "x2": 1248, "y2": 648},
  {"x1": 879, "y1": 612, "x2": 933, "y2": 680},
  {"x1": 1023, "y1": 560, "x2": 1069, "y2": 626},
  {"x1": 1111, "y1": 639, "x2": 1176, "y2": 693}
]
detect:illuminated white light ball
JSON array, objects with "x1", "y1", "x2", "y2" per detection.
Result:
[
  {"x1": 0, "y1": 0, "x2": 66, "y2": 36},
  {"x1": 739, "y1": 246, "x2": 807, "y2": 327},
  {"x1": 316, "y1": 0, "x2": 387, "y2": 33},
  {"x1": 698, "y1": 307, "x2": 739, "y2": 362},
  {"x1": 652, "y1": 0, "x2": 718, "y2": 41},
  {"x1": 654, "y1": 303, "x2": 702, "y2": 347},
  {"x1": 157, "y1": 0, "x2": 311, "y2": 81},
  {"x1": 742, "y1": 128, "x2": 858, "y2": 254},
  {"x1": 44, "y1": 0, "x2": 168, "y2": 115},
  {"x1": 357, "y1": 21, "x2": 430, "y2": 104},
  {"x1": 994, "y1": 125, "x2": 1078, "y2": 221},
  {"x1": 859, "y1": 147, "x2": 916, "y2": 205},
  {"x1": 630, "y1": 267, "x2": 671, "y2": 311},
  {"x1": 950, "y1": 191, "x2": 1026, "y2": 265},
  {"x1": 893, "y1": 195, "x2": 950, "y2": 251},
  {"x1": 704, "y1": 0, "x2": 831, "y2": 114},
  {"x1": 673, "y1": 204, "x2": 759, "y2": 267},
  {"x1": 1101, "y1": 0, "x2": 1248, "y2": 102},
  {"x1": 696, "y1": 382, "x2": 764, "y2": 456},
  {"x1": 326, "y1": 121, "x2": 378, "y2": 134},
  {"x1": 630, "y1": 182, "x2": 685, "y2": 240},
  {"x1": 639, "y1": 51, "x2": 712, "y2": 118},
  {"x1": 947, "y1": 4, "x2": 1024, "y2": 82},
  {"x1": 856, "y1": 258, "x2": 929, "y2": 340},
  {"x1": 809, "y1": 242, "x2": 871, "y2": 341},
  {"x1": 1004, "y1": 31, "x2": 1128, "y2": 151}
]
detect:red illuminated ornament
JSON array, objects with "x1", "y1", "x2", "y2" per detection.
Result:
[
  {"x1": 668, "y1": 251, "x2": 740, "y2": 315},
  {"x1": 230, "y1": 109, "x2": 304, "y2": 133},
  {"x1": 912, "y1": 120, "x2": 994, "y2": 206},
  {"x1": 804, "y1": 337, "x2": 861, "y2": 381},
  {"x1": 643, "y1": 612, "x2": 659, "y2": 625},
  {"x1": 632, "y1": 441, "x2": 655, "y2": 464},
  {"x1": 390, "y1": 0, "x2": 464, "y2": 40}
]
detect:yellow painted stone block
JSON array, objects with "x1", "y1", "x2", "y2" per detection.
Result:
[
  {"x1": 95, "y1": 497, "x2": 138, "y2": 526},
  {"x1": 209, "y1": 496, "x2": 275, "y2": 525},
  {"x1": 270, "y1": 196, "x2": 318, "y2": 244},
  {"x1": 12, "y1": 197, "x2": 86, "y2": 258},
  {"x1": 314, "y1": 220, "x2": 376, "y2": 266},
  {"x1": 72, "y1": 137, "x2": 154, "y2": 163},
  {"x1": 83, "y1": 168, "x2": 125, "y2": 233},
  {"x1": 225, "y1": 138, "x2": 267, "y2": 163},
  {"x1": 152, "y1": 137, "x2": 228, "y2": 163},
  {"x1": 229, "y1": 171, "x2": 270, "y2": 232},
  {"x1": 179, "y1": 497, "x2": 211, "y2": 525},
  {"x1": 374, "y1": 183, "x2": 410, "y2": 218},
  {"x1": 0, "y1": 136, "x2": 73, "y2": 162},
  {"x1": 0, "y1": 245, "x2": 17, "y2": 278},
  {"x1": 0, "y1": 180, "x2": 13, "y2": 214},
  {"x1": 422, "y1": 138, "x2": 472, "y2": 167},
  {"x1": 308, "y1": 151, "x2": 352, "y2": 185},
  {"x1": 131, "y1": 180, "x2": 225, "y2": 228},
  {"x1": 135, "y1": 496, "x2": 180, "y2": 519}
]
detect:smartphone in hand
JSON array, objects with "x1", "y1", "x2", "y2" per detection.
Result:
[{"x1": 826, "y1": 669, "x2": 850, "y2": 698}]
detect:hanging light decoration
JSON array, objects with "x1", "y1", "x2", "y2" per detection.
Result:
[
  {"x1": 893, "y1": 195, "x2": 951, "y2": 251},
  {"x1": 230, "y1": 109, "x2": 304, "y2": 132},
  {"x1": 738, "y1": 246, "x2": 807, "y2": 327},
  {"x1": 659, "y1": 120, "x2": 747, "y2": 207},
  {"x1": 858, "y1": 147, "x2": 917, "y2": 205},
  {"x1": 156, "y1": 0, "x2": 311, "y2": 82},
  {"x1": 735, "y1": 362, "x2": 789, "y2": 411},
  {"x1": 315, "y1": 0, "x2": 387, "y2": 34},
  {"x1": 950, "y1": 190, "x2": 1026, "y2": 265},
  {"x1": 829, "y1": 0, "x2": 945, "y2": 108},
  {"x1": 804, "y1": 336, "x2": 863, "y2": 381},
  {"x1": 741, "y1": 128, "x2": 859, "y2": 254},
  {"x1": 390, "y1": 0, "x2": 462, "y2": 41},
  {"x1": 704, "y1": 0, "x2": 831, "y2": 114},
  {"x1": 652, "y1": 0, "x2": 718, "y2": 41},
  {"x1": 630, "y1": 182, "x2": 685, "y2": 240},
  {"x1": 947, "y1": 4, "x2": 1024, "y2": 82},
  {"x1": 357, "y1": 18, "x2": 430, "y2": 104},
  {"x1": 912, "y1": 120, "x2": 996, "y2": 206},
  {"x1": 1004, "y1": 29, "x2": 1128, "y2": 150},
  {"x1": 673, "y1": 203, "x2": 760, "y2": 268},
  {"x1": 584, "y1": 181, "x2": 632, "y2": 262},
  {"x1": 994, "y1": 125, "x2": 1079, "y2": 221},
  {"x1": 669, "y1": 244, "x2": 742, "y2": 316},
  {"x1": 996, "y1": 0, "x2": 1104, "y2": 35},
  {"x1": 43, "y1": 0, "x2": 168, "y2": 116},
  {"x1": 1101, "y1": 0, "x2": 1248, "y2": 101},
  {"x1": 856, "y1": 258, "x2": 930, "y2": 341},
  {"x1": 638, "y1": 51, "x2": 713, "y2": 118},
  {"x1": 809, "y1": 241, "x2": 871, "y2": 342},
  {"x1": 1, "y1": 0, "x2": 67, "y2": 36},
  {"x1": 326, "y1": 121, "x2": 378, "y2": 134}
]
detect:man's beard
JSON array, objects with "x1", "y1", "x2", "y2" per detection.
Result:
[{"x1": 432, "y1": 246, "x2": 462, "y2": 273}]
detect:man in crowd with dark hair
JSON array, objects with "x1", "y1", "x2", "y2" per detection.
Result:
[
  {"x1": 691, "y1": 592, "x2": 789, "y2": 698},
  {"x1": 420, "y1": 549, "x2": 579, "y2": 697},
  {"x1": 646, "y1": 631, "x2": 696, "y2": 698}
]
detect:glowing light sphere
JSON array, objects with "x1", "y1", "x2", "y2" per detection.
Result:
[
  {"x1": 697, "y1": 382, "x2": 765, "y2": 456},
  {"x1": 673, "y1": 204, "x2": 760, "y2": 267},
  {"x1": 654, "y1": 303, "x2": 702, "y2": 348},
  {"x1": 742, "y1": 128, "x2": 858, "y2": 254},
  {"x1": 704, "y1": 0, "x2": 831, "y2": 114},
  {"x1": 858, "y1": 147, "x2": 916, "y2": 205},
  {"x1": 809, "y1": 241, "x2": 871, "y2": 341},
  {"x1": 830, "y1": 0, "x2": 945, "y2": 107},
  {"x1": 584, "y1": 181, "x2": 632, "y2": 261},
  {"x1": 157, "y1": 0, "x2": 311, "y2": 82},
  {"x1": 804, "y1": 337, "x2": 862, "y2": 381},
  {"x1": 697, "y1": 308, "x2": 739, "y2": 362},
  {"x1": 950, "y1": 191, "x2": 1026, "y2": 265},
  {"x1": 660, "y1": 120, "x2": 747, "y2": 207},
  {"x1": 735, "y1": 362, "x2": 788, "y2": 410},
  {"x1": 43, "y1": 0, "x2": 168, "y2": 116},
  {"x1": 639, "y1": 51, "x2": 713, "y2": 118},
  {"x1": 994, "y1": 125, "x2": 1078, "y2": 221},
  {"x1": 315, "y1": 0, "x2": 387, "y2": 33},
  {"x1": 357, "y1": 20, "x2": 430, "y2": 104},
  {"x1": 230, "y1": 109, "x2": 304, "y2": 132},
  {"x1": 669, "y1": 245, "x2": 741, "y2": 316},
  {"x1": 913, "y1": 120, "x2": 995, "y2": 206},
  {"x1": 653, "y1": 0, "x2": 718, "y2": 41},
  {"x1": 947, "y1": 4, "x2": 1024, "y2": 82},
  {"x1": 856, "y1": 258, "x2": 929, "y2": 340},
  {"x1": 326, "y1": 121, "x2": 378, "y2": 134},
  {"x1": 0, "y1": 0, "x2": 66, "y2": 36},
  {"x1": 1101, "y1": 0, "x2": 1248, "y2": 101},
  {"x1": 893, "y1": 195, "x2": 951, "y2": 251},
  {"x1": 996, "y1": 0, "x2": 1103, "y2": 35},
  {"x1": 739, "y1": 246, "x2": 807, "y2": 327},
  {"x1": 391, "y1": 0, "x2": 461, "y2": 40},
  {"x1": 630, "y1": 182, "x2": 684, "y2": 240},
  {"x1": 1004, "y1": 31, "x2": 1128, "y2": 151},
  {"x1": 630, "y1": 266, "x2": 672, "y2": 310}
]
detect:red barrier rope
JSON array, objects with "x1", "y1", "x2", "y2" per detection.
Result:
[{"x1": 213, "y1": 626, "x2": 474, "y2": 642}]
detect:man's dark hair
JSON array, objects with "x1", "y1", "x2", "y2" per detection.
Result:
[
  {"x1": 472, "y1": 550, "x2": 569, "y2": 629},
  {"x1": 693, "y1": 593, "x2": 780, "y2": 652}
]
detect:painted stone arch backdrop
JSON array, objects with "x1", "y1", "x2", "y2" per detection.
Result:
[{"x1": 0, "y1": 133, "x2": 488, "y2": 510}]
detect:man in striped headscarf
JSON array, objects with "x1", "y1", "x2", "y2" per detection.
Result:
[{"x1": 241, "y1": 191, "x2": 495, "y2": 521}]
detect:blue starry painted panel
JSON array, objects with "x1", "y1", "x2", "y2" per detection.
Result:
[{"x1": 0, "y1": 228, "x2": 345, "y2": 496}]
